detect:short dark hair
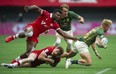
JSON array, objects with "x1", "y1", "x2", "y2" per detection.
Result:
[{"x1": 53, "y1": 9, "x2": 62, "y2": 14}]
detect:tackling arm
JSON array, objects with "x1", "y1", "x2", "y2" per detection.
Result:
[
  {"x1": 38, "y1": 52, "x2": 54, "y2": 64},
  {"x1": 56, "y1": 28, "x2": 78, "y2": 41}
]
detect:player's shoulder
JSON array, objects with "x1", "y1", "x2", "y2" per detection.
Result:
[
  {"x1": 93, "y1": 26, "x2": 101, "y2": 31},
  {"x1": 41, "y1": 10, "x2": 50, "y2": 16},
  {"x1": 68, "y1": 11, "x2": 75, "y2": 13},
  {"x1": 95, "y1": 27, "x2": 104, "y2": 34},
  {"x1": 68, "y1": 11, "x2": 77, "y2": 15}
]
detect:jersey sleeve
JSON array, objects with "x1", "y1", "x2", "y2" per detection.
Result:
[
  {"x1": 52, "y1": 22, "x2": 60, "y2": 30},
  {"x1": 69, "y1": 11, "x2": 79, "y2": 20},
  {"x1": 96, "y1": 28, "x2": 104, "y2": 38},
  {"x1": 41, "y1": 10, "x2": 49, "y2": 16},
  {"x1": 45, "y1": 46, "x2": 56, "y2": 55}
]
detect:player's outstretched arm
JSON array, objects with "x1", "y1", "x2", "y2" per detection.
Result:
[
  {"x1": 24, "y1": 5, "x2": 42, "y2": 14},
  {"x1": 56, "y1": 28, "x2": 78, "y2": 42},
  {"x1": 91, "y1": 43, "x2": 102, "y2": 60}
]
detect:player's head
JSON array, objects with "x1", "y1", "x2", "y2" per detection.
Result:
[
  {"x1": 60, "y1": 4, "x2": 69, "y2": 17},
  {"x1": 52, "y1": 46, "x2": 64, "y2": 56},
  {"x1": 101, "y1": 19, "x2": 112, "y2": 33},
  {"x1": 52, "y1": 9, "x2": 62, "y2": 21}
]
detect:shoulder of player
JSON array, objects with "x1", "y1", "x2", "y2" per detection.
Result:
[
  {"x1": 95, "y1": 27, "x2": 104, "y2": 34},
  {"x1": 68, "y1": 11, "x2": 77, "y2": 15},
  {"x1": 41, "y1": 10, "x2": 50, "y2": 16}
]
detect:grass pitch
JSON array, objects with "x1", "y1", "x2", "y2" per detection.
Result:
[{"x1": 0, "y1": 35, "x2": 116, "y2": 74}]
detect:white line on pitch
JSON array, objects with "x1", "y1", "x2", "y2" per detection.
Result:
[{"x1": 96, "y1": 68, "x2": 112, "y2": 74}]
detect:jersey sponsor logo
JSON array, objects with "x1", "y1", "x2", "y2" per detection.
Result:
[{"x1": 41, "y1": 20, "x2": 49, "y2": 28}]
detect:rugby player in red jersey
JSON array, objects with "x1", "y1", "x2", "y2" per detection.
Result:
[
  {"x1": 1, "y1": 46, "x2": 64, "y2": 68},
  {"x1": 5, "y1": 5, "x2": 78, "y2": 61}
]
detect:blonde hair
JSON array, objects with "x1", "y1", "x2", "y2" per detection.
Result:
[
  {"x1": 60, "y1": 4, "x2": 69, "y2": 10},
  {"x1": 102, "y1": 19, "x2": 112, "y2": 26}
]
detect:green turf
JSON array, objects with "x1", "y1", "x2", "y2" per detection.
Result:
[{"x1": 0, "y1": 35, "x2": 116, "y2": 74}]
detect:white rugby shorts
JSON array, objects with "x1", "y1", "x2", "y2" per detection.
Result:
[{"x1": 73, "y1": 41, "x2": 89, "y2": 53}]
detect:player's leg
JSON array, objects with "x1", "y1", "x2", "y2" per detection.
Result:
[
  {"x1": 53, "y1": 32, "x2": 62, "y2": 46},
  {"x1": 64, "y1": 30, "x2": 73, "y2": 52},
  {"x1": 66, "y1": 41, "x2": 90, "y2": 68},
  {"x1": 5, "y1": 24, "x2": 33, "y2": 43},
  {"x1": 10, "y1": 53, "x2": 37, "y2": 68},
  {"x1": 78, "y1": 52, "x2": 92, "y2": 66},
  {"x1": 65, "y1": 50, "x2": 77, "y2": 69},
  {"x1": 19, "y1": 62, "x2": 32, "y2": 67},
  {"x1": 16, "y1": 40, "x2": 37, "y2": 60},
  {"x1": 65, "y1": 39, "x2": 73, "y2": 52}
]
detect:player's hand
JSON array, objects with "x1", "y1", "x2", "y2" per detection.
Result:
[
  {"x1": 78, "y1": 19, "x2": 84, "y2": 24},
  {"x1": 95, "y1": 52, "x2": 102, "y2": 60},
  {"x1": 98, "y1": 45, "x2": 107, "y2": 49},
  {"x1": 49, "y1": 59, "x2": 55, "y2": 64},
  {"x1": 47, "y1": 55, "x2": 52, "y2": 59},
  {"x1": 78, "y1": 16, "x2": 84, "y2": 24},
  {"x1": 24, "y1": 6, "x2": 29, "y2": 12}
]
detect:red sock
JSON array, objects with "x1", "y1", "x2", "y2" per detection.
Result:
[{"x1": 16, "y1": 61, "x2": 21, "y2": 66}]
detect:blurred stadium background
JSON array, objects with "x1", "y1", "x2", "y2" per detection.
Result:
[{"x1": 0, "y1": 0, "x2": 116, "y2": 74}]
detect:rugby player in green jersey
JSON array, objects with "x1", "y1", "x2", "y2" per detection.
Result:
[
  {"x1": 54, "y1": 4, "x2": 84, "y2": 54},
  {"x1": 60, "y1": 19, "x2": 112, "y2": 69}
]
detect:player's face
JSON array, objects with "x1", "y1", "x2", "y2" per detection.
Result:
[
  {"x1": 102, "y1": 25, "x2": 111, "y2": 32},
  {"x1": 52, "y1": 49, "x2": 60, "y2": 56},
  {"x1": 52, "y1": 12, "x2": 61, "y2": 21},
  {"x1": 62, "y1": 8, "x2": 68, "y2": 17}
]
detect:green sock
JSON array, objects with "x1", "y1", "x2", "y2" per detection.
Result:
[{"x1": 71, "y1": 60, "x2": 78, "y2": 64}]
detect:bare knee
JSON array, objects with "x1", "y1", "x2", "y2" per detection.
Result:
[
  {"x1": 86, "y1": 61, "x2": 92, "y2": 66},
  {"x1": 24, "y1": 26, "x2": 33, "y2": 37}
]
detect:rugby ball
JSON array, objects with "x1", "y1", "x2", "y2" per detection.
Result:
[
  {"x1": 101, "y1": 37, "x2": 108, "y2": 46},
  {"x1": 96, "y1": 37, "x2": 108, "y2": 48}
]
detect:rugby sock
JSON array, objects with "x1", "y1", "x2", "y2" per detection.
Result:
[
  {"x1": 54, "y1": 37, "x2": 61, "y2": 46},
  {"x1": 13, "y1": 60, "x2": 22, "y2": 67},
  {"x1": 71, "y1": 60, "x2": 78, "y2": 64},
  {"x1": 13, "y1": 33, "x2": 19, "y2": 39}
]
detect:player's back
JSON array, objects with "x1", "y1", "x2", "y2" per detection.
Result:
[
  {"x1": 35, "y1": 46, "x2": 56, "y2": 56},
  {"x1": 41, "y1": 46, "x2": 56, "y2": 56},
  {"x1": 79, "y1": 27, "x2": 104, "y2": 47},
  {"x1": 30, "y1": 10, "x2": 57, "y2": 34}
]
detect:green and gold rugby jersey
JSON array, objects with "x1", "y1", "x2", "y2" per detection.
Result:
[
  {"x1": 58, "y1": 11, "x2": 79, "y2": 31},
  {"x1": 79, "y1": 27, "x2": 104, "y2": 47}
]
